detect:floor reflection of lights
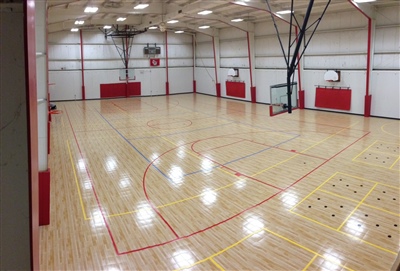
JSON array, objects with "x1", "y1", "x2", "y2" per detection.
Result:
[
  {"x1": 150, "y1": 153, "x2": 160, "y2": 165},
  {"x1": 118, "y1": 177, "x2": 131, "y2": 189},
  {"x1": 169, "y1": 165, "x2": 184, "y2": 187},
  {"x1": 104, "y1": 266, "x2": 121, "y2": 271},
  {"x1": 201, "y1": 158, "x2": 214, "y2": 173},
  {"x1": 90, "y1": 209, "x2": 106, "y2": 230},
  {"x1": 201, "y1": 188, "x2": 217, "y2": 206},
  {"x1": 136, "y1": 202, "x2": 155, "y2": 228},
  {"x1": 177, "y1": 148, "x2": 186, "y2": 159},
  {"x1": 235, "y1": 178, "x2": 246, "y2": 189},
  {"x1": 280, "y1": 191, "x2": 298, "y2": 208},
  {"x1": 322, "y1": 252, "x2": 342, "y2": 271},
  {"x1": 343, "y1": 218, "x2": 364, "y2": 237},
  {"x1": 105, "y1": 156, "x2": 118, "y2": 173},
  {"x1": 77, "y1": 158, "x2": 86, "y2": 172},
  {"x1": 82, "y1": 179, "x2": 92, "y2": 190},
  {"x1": 171, "y1": 250, "x2": 195, "y2": 270},
  {"x1": 243, "y1": 215, "x2": 265, "y2": 238}
]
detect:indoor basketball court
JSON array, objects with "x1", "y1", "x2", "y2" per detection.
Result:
[
  {"x1": 1, "y1": 0, "x2": 399, "y2": 270},
  {"x1": 39, "y1": 94, "x2": 399, "y2": 270}
]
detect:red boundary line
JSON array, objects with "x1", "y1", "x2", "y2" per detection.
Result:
[
  {"x1": 125, "y1": 131, "x2": 371, "y2": 254},
  {"x1": 200, "y1": 138, "x2": 247, "y2": 153},
  {"x1": 191, "y1": 140, "x2": 284, "y2": 190},
  {"x1": 198, "y1": 135, "x2": 327, "y2": 161},
  {"x1": 65, "y1": 102, "x2": 371, "y2": 255},
  {"x1": 147, "y1": 118, "x2": 193, "y2": 130},
  {"x1": 64, "y1": 107, "x2": 121, "y2": 254}
]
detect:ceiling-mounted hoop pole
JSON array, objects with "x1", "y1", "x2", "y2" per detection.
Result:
[
  {"x1": 101, "y1": 25, "x2": 147, "y2": 79},
  {"x1": 264, "y1": 0, "x2": 289, "y2": 67},
  {"x1": 264, "y1": 0, "x2": 331, "y2": 114}
]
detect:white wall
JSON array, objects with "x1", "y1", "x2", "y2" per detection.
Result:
[
  {"x1": 194, "y1": 33, "x2": 216, "y2": 95},
  {"x1": 48, "y1": 30, "x2": 193, "y2": 100},
  {"x1": 301, "y1": 6, "x2": 400, "y2": 118},
  {"x1": 49, "y1": 5, "x2": 399, "y2": 118}
]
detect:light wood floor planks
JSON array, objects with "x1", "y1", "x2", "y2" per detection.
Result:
[{"x1": 40, "y1": 94, "x2": 400, "y2": 270}]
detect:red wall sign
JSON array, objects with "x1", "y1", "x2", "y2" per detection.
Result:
[{"x1": 150, "y1": 58, "x2": 160, "y2": 66}]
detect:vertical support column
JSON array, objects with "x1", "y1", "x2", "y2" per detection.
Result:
[
  {"x1": 247, "y1": 29, "x2": 256, "y2": 103},
  {"x1": 295, "y1": 26, "x2": 305, "y2": 109},
  {"x1": 36, "y1": 0, "x2": 51, "y2": 227},
  {"x1": 26, "y1": 0, "x2": 40, "y2": 267},
  {"x1": 192, "y1": 35, "x2": 196, "y2": 93},
  {"x1": 1, "y1": 1, "x2": 39, "y2": 269},
  {"x1": 364, "y1": 18, "x2": 374, "y2": 117},
  {"x1": 348, "y1": 0, "x2": 376, "y2": 117},
  {"x1": 165, "y1": 31, "x2": 169, "y2": 95},
  {"x1": 79, "y1": 30, "x2": 86, "y2": 100},
  {"x1": 212, "y1": 31, "x2": 221, "y2": 97}
]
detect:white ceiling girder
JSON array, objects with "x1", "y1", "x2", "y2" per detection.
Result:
[
  {"x1": 347, "y1": 0, "x2": 376, "y2": 19},
  {"x1": 182, "y1": 13, "x2": 254, "y2": 32},
  {"x1": 184, "y1": 23, "x2": 218, "y2": 37},
  {"x1": 137, "y1": 0, "x2": 224, "y2": 30},
  {"x1": 48, "y1": 17, "x2": 143, "y2": 33}
]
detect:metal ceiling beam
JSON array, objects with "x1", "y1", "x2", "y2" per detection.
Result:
[
  {"x1": 184, "y1": 23, "x2": 216, "y2": 37},
  {"x1": 182, "y1": 13, "x2": 254, "y2": 32},
  {"x1": 48, "y1": 17, "x2": 143, "y2": 33},
  {"x1": 348, "y1": 0, "x2": 376, "y2": 19},
  {"x1": 137, "y1": 0, "x2": 221, "y2": 30}
]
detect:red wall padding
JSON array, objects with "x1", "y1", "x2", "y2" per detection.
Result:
[
  {"x1": 100, "y1": 82, "x2": 141, "y2": 98},
  {"x1": 226, "y1": 81, "x2": 246, "y2": 98},
  {"x1": 315, "y1": 87, "x2": 351, "y2": 110},
  {"x1": 127, "y1": 82, "x2": 141, "y2": 96},
  {"x1": 39, "y1": 169, "x2": 51, "y2": 226}
]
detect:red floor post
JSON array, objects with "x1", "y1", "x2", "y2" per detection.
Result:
[
  {"x1": 299, "y1": 90, "x2": 305, "y2": 109},
  {"x1": 216, "y1": 83, "x2": 221, "y2": 97},
  {"x1": 251, "y1": 86, "x2": 257, "y2": 103}
]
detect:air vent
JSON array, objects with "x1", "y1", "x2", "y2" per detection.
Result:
[{"x1": 103, "y1": 0, "x2": 123, "y2": 8}]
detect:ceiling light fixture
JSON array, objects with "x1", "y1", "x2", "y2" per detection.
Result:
[
  {"x1": 84, "y1": 6, "x2": 98, "y2": 13},
  {"x1": 235, "y1": 1, "x2": 248, "y2": 5},
  {"x1": 75, "y1": 20, "x2": 84, "y2": 25},
  {"x1": 148, "y1": 26, "x2": 158, "y2": 29},
  {"x1": 167, "y1": 20, "x2": 179, "y2": 24},
  {"x1": 353, "y1": 0, "x2": 376, "y2": 2},
  {"x1": 134, "y1": 4, "x2": 149, "y2": 9},
  {"x1": 198, "y1": 10, "x2": 212, "y2": 15},
  {"x1": 231, "y1": 18, "x2": 243, "y2": 22},
  {"x1": 276, "y1": 10, "x2": 292, "y2": 14},
  {"x1": 198, "y1": 25, "x2": 210, "y2": 29},
  {"x1": 175, "y1": 30, "x2": 184, "y2": 33},
  {"x1": 103, "y1": 25, "x2": 112, "y2": 29},
  {"x1": 71, "y1": 28, "x2": 79, "y2": 32},
  {"x1": 116, "y1": 17, "x2": 126, "y2": 21}
]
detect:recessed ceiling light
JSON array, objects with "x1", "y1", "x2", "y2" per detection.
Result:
[
  {"x1": 75, "y1": 20, "x2": 84, "y2": 25},
  {"x1": 276, "y1": 10, "x2": 292, "y2": 14},
  {"x1": 198, "y1": 25, "x2": 210, "y2": 29},
  {"x1": 235, "y1": 1, "x2": 248, "y2": 5},
  {"x1": 134, "y1": 4, "x2": 149, "y2": 9},
  {"x1": 198, "y1": 10, "x2": 212, "y2": 15},
  {"x1": 103, "y1": 25, "x2": 112, "y2": 29},
  {"x1": 148, "y1": 26, "x2": 158, "y2": 29},
  {"x1": 71, "y1": 28, "x2": 79, "y2": 32},
  {"x1": 231, "y1": 18, "x2": 243, "y2": 22},
  {"x1": 116, "y1": 17, "x2": 126, "y2": 22},
  {"x1": 167, "y1": 20, "x2": 179, "y2": 24},
  {"x1": 353, "y1": 0, "x2": 376, "y2": 2},
  {"x1": 175, "y1": 30, "x2": 184, "y2": 33},
  {"x1": 84, "y1": 6, "x2": 98, "y2": 13}
]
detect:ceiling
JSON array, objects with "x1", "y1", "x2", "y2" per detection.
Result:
[{"x1": 43, "y1": 0, "x2": 399, "y2": 34}]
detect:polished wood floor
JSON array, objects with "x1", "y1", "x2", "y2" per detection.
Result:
[{"x1": 40, "y1": 94, "x2": 400, "y2": 270}]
